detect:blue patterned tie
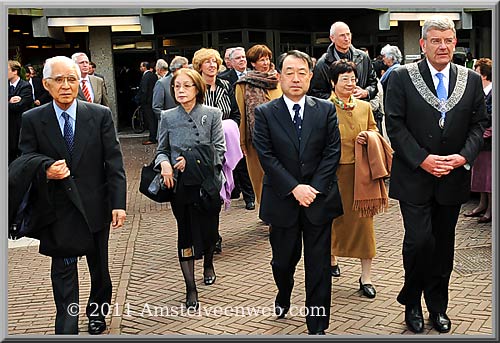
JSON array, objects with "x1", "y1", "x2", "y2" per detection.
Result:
[
  {"x1": 436, "y1": 73, "x2": 447, "y2": 127},
  {"x1": 61, "y1": 112, "x2": 74, "y2": 157},
  {"x1": 292, "y1": 104, "x2": 302, "y2": 140},
  {"x1": 9, "y1": 85, "x2": 15, "y2": 97}
]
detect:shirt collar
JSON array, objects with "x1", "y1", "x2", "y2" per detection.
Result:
[
  {"x1": 483, "y1": 83, "x2": 492, "y2": 96},
  {"x1": 81, "y1": 76, "x2": 90, "y2": 83},
  {"x1": 53, "y1": 99, "x2": 77, "y2": 121},
  {"x1": 426, "y1": 60, "x2": 451, "y2": 82},
  {"x1": 10, "y1": 77, "x2": 20, "y2": 88},
  {"x1": 283, "y1": 95, "x2": 306, "y2": 118}
]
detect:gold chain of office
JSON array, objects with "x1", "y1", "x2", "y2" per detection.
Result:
[{"x1": 405, "y1": 63, "x2": 468, "y2": 113}]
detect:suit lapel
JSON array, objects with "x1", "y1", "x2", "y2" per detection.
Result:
[
  {"x1": 77, "y1": 85, "x2": 86, "y2": 101},
  {"x1": 71, "y1": 100, "x2": 94, "y2": 170},
  {"x1": 89, "y1": 76, "x2": 98, "y2": 103},
  {"x1": 448, "y1": 63, "x2": 457, "y2": 98},
  {"x1": 418, "y1": 59, "x2": 436, "y2": 97},
  {"x1": 299, "y1": 96, "x2": 316, "y2": 156},
  {"x1": 40, "y1": 105, "x2": 72, "y2": 161},
  {"x1": 273, "y1": 97, "x2": 299, "y2": 152}
]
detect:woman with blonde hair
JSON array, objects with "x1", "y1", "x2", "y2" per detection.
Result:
[{"x1": 235, "y1": 44, "x2": 282, "y2": 205}]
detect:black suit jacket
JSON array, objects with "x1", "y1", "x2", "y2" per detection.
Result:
[
  {"x1": 385, "y1": 59, "x2": 488, "y2": 206},
  {"x1": 218, "y1": 69, "x2": 238, "y2": 87},
  {"x1": 139, "y1": 70, "x2": 158, "y2": 107},
  {"x1": 30, "y1": 77, "x2": 51, "y2": 105},
  {"x1": 18, "y1": 100, "x2": 127, "y2": 257},
  {"x1": 253, "y1": 96, "x2": 343, "y2": 227},
  {"x1": 9, "y1": 79, "x2": 34, "y2": 162}
]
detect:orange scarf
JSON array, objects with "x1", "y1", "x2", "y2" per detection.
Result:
[{"x1": 353, "y1": 131, "x2": 393, "y2": 217}]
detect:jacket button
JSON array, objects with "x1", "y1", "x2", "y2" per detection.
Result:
[
  {"x1": 428, "y1": 134, "x2": 433, "y2": 138},
  {"x1": 68, "y1": 187, "x2": 72, "y2": 191}
]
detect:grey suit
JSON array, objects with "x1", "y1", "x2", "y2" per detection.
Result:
[{"x1": 152, "y1": 74, "x2": 176, "y2": 132}]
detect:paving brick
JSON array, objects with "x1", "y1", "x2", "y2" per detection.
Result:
[{"x1": 7, "y1": 136, "x2": 493, "y2": 337}]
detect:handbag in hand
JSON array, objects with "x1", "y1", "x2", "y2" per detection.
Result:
[{"x1": 139, "y1": 160, "x2": 174, "y2": 203}]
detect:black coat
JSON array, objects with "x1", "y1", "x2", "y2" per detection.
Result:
[
  {"x1": 385, "y1": 59, "x2": 488, "y2": 205},
  {"x1": 253, "y1": 96, "x2": 343, "y2": 227},
  {"x1": 31, "y1": 76, "x2": 52, "y2": 105},
  {"x1": 9, "y1": 79, "x2": 34, "y2": 163},
  {"x1": 18, "y1": 100, "x2": 127, "y2": 257},
  {"x1": 139, "y1": 70, "x2": 158, "y2": 107},
  {"x1": 308, "y1": 44, "x2": 378, "y2": 101}
]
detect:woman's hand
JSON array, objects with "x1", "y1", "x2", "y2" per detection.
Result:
[
  {"x1": 160, "y1": 161, "x2": 175, "y2": 189},
  {"x1": 356, "y1": 132, "x2": 368, "y2": 145},
  {"x1": 173, "y1": 156, "x2": 186, "y2": 173}
]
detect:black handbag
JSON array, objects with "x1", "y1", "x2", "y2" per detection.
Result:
[{"x1": 139, "y1": 160, "x2": 174, "y2": 203}]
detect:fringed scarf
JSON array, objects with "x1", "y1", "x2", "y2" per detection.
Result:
[
  {"x1": 353, "y1": 131, "x2": 393, "y2": 217},
  {"x1": 330, "y1": 93, "x2": 356, "y2": 111},
  {"x1": 237, "y1": 70, "x2": 279, "y2": 144}
]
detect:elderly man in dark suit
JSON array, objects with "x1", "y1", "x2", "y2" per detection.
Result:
[
  {"x1": 8, "y1": 60, "x2": 34, "y2": 164},
  {"x1": 18, "y1": 56, "x2": 127, "y2": 335},
  {"x1": 218, "y1": 47, "x2": 248, "y2": 86},
  {"x1": 385, "y1": 16, "x2": 488, "y2": 334},
  {"x1": 253, "y1": 50, "x2": 342, "y2": 335}
]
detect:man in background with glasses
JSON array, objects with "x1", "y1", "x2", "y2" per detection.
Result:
[{"x1": 385, "y1": 16, "x2": 487, "y2": 334}]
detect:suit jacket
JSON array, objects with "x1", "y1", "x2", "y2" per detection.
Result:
[
  {"x1": 9, "y1": 79, "x2": 34, "y2": 162},
  {"x1": 18, "y1": 100, "x2": 127, "y2": 257},
  {"x1": 152, "y1": 74, "x2": 176, "y2": 119},
  {"x1": 218, "y1": 68, "x2": 242, "y2": 87},
  {"x1": 30, "y1": 76, "x2": 52, "y2": 105},
  {"x1": 139, "y1": 70, "x2": 158, "y2": 108},
  {"x1": 385, "y1": 59, "x2": 488, "y2": 205},
  {"x1": 253, "y1": 96, "x2": 343, "y2": 227},
  {"x1": 77, "y1": 75, "x2": 109, "y2": 107}
]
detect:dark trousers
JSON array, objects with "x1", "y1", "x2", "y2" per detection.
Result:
[
  {"x1": 270, "y1": 209, "x2": 332, "y2": 333},
  {"x1": 397, "y1": 200, "x2": 460, "y2": 313},
  {"x1": 231, "y1": 157, "x2": 255, "y2": 203},
  {"x1": 142, "y1": 105, "x2": 158, "y2": 142},
  {"x1": 50, "y1": 227, "x2": 111, "y2": 334}
]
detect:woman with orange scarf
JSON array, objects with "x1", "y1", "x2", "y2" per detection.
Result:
[{"x1": 235, "y1": 44, "x2": 282, "y2": 205}]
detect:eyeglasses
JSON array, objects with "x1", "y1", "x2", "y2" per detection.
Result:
[
  {"x1": 428, "y1": 38, "x2": 455, "y2": 46},
  {"x1": 46, "y1": 76, "x2": 79, "y2": 84},
  {"x1": 173, "y1": 83, "x2": 195, "y2": 90},
  {"x1": 338, "y1": 76, "x2": 357, "y2": 84}
]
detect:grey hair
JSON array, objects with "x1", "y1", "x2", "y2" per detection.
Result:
[
  {"x1": 169, "y1": 56, "x2": 189, "y2": 72},
  {"x1": 380, "y1": 44, "x2": 402, "y2": 63},
  {"x1": 229, "y1": 47, "x2": 245, "y2": 60},
  {"x1": 155, "y1": 58, "x2": 169, "y2": 71},
  {"x1": 43, "y1": 56, "x2": 81, "y2": 79},
  {"x1": 71, "y1": 52, "x2": 88, "y2": 63},
  {"x1": 421, "y1": 16, "x2": 456, "y2": 39},
  {"x1": 329, "y1": 21, "x2": 349, "y2": 36}
]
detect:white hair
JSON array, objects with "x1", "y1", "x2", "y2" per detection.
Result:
[
  {"x1": 71, "y1": 52, "x2": 89, "y2": 63},
  {"x1": 381, "y1": 44, "x2": 403, "y2": 63},
  {"x1": 421, "y1": 16, "x2": 456, "y2": 39},
  {"x1": 43, "y1": 56, "x2": 81, "y2": 79},
  {"x1": 329, "y1": 21, "x2": 349, "y2": 36}
]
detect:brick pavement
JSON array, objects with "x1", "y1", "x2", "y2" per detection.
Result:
[{"x1": 7, "y1": 136, "x2": 493, "y2": 336}]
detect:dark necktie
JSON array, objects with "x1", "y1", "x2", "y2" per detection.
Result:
[
  {"x1": 292, "y1": 104, "x2": 302, "y2": 140},
  {"x1": 436, "y1": 72, "x2": 447, "y2": 128},
  {"x1": 9, "y1": 85, "x2": 15, "y2": 97},
  {"x1": 61, "y1": 112, "x2": 74, "y2": 157}
]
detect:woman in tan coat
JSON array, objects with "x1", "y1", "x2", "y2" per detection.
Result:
[
  {"x1": 329, "y1": 60, "x2": 379, "y2": 298},
  {"x1": 235, "y1": 44, "x2": 282, "y2": 204}
]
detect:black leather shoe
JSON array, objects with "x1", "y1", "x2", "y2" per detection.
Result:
[
  {"x1": 215, "y1": 236, "x2": 222, "y2": 254},
  {"x1": 203, "y1": 266, "x2": 217, "y2": 285},
  {"x1": 245, "y1": 201, "x2": 255, "y2": 210},
  {"x1": 359, "y1": 278, "x2": 376, "y2": 298},
  {"x1": 274, "y1": 301, "x2": 290, "y2": 319},
  {"x1": 405, "y1": 304, "x2": 424, "y2": 333},
  {"x1": 330, "y1": 264, "x2": 340, "y2": 277},
  {"x1": 88, "y1": 318, "x2": 106, "y2": 335},
  {"x1": 429, "y1": 312, "x2": 451, "y2": 333},
  {"x1": 185, "y1": 290, "x2": 199, "y2": 310},
  {"x1": 308, "y1": 330, "x2": 325, "y2": 335}
]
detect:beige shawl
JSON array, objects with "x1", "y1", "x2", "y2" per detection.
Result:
[{"x1": 353, "y1": 131, "x2": 393, "y2": 217}]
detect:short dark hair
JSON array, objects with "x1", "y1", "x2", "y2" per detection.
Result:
[
  {"x1": 89, "y1": 61, "x2": 97, "y2": 68},
  {"x1": 474, "y1": 58, "x2": 492, "y2": 81},
  {"x1": 329, "y1": 59, "x2": 358, "y2": 84},
  {"x1": 170, "y1": 68, "x2": 206, "y2": 105},
  {"x1": 276, "y1": 50, "x2": 313, "y2": 73},
  {"x1": 141, "y1": 61, "x2": 150, "y2": 69}
]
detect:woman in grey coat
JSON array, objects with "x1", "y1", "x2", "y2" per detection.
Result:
[{"x1": 155, "y1": 68, "x2": 226, "y2": 310}]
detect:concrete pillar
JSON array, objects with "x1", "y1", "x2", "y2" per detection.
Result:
[
  {"x1": 402, "y1": 21, "x2": 422, "y2": 64},
  {"x1": 88, "y1": 27, "x2": 118, "y2": 127}
]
